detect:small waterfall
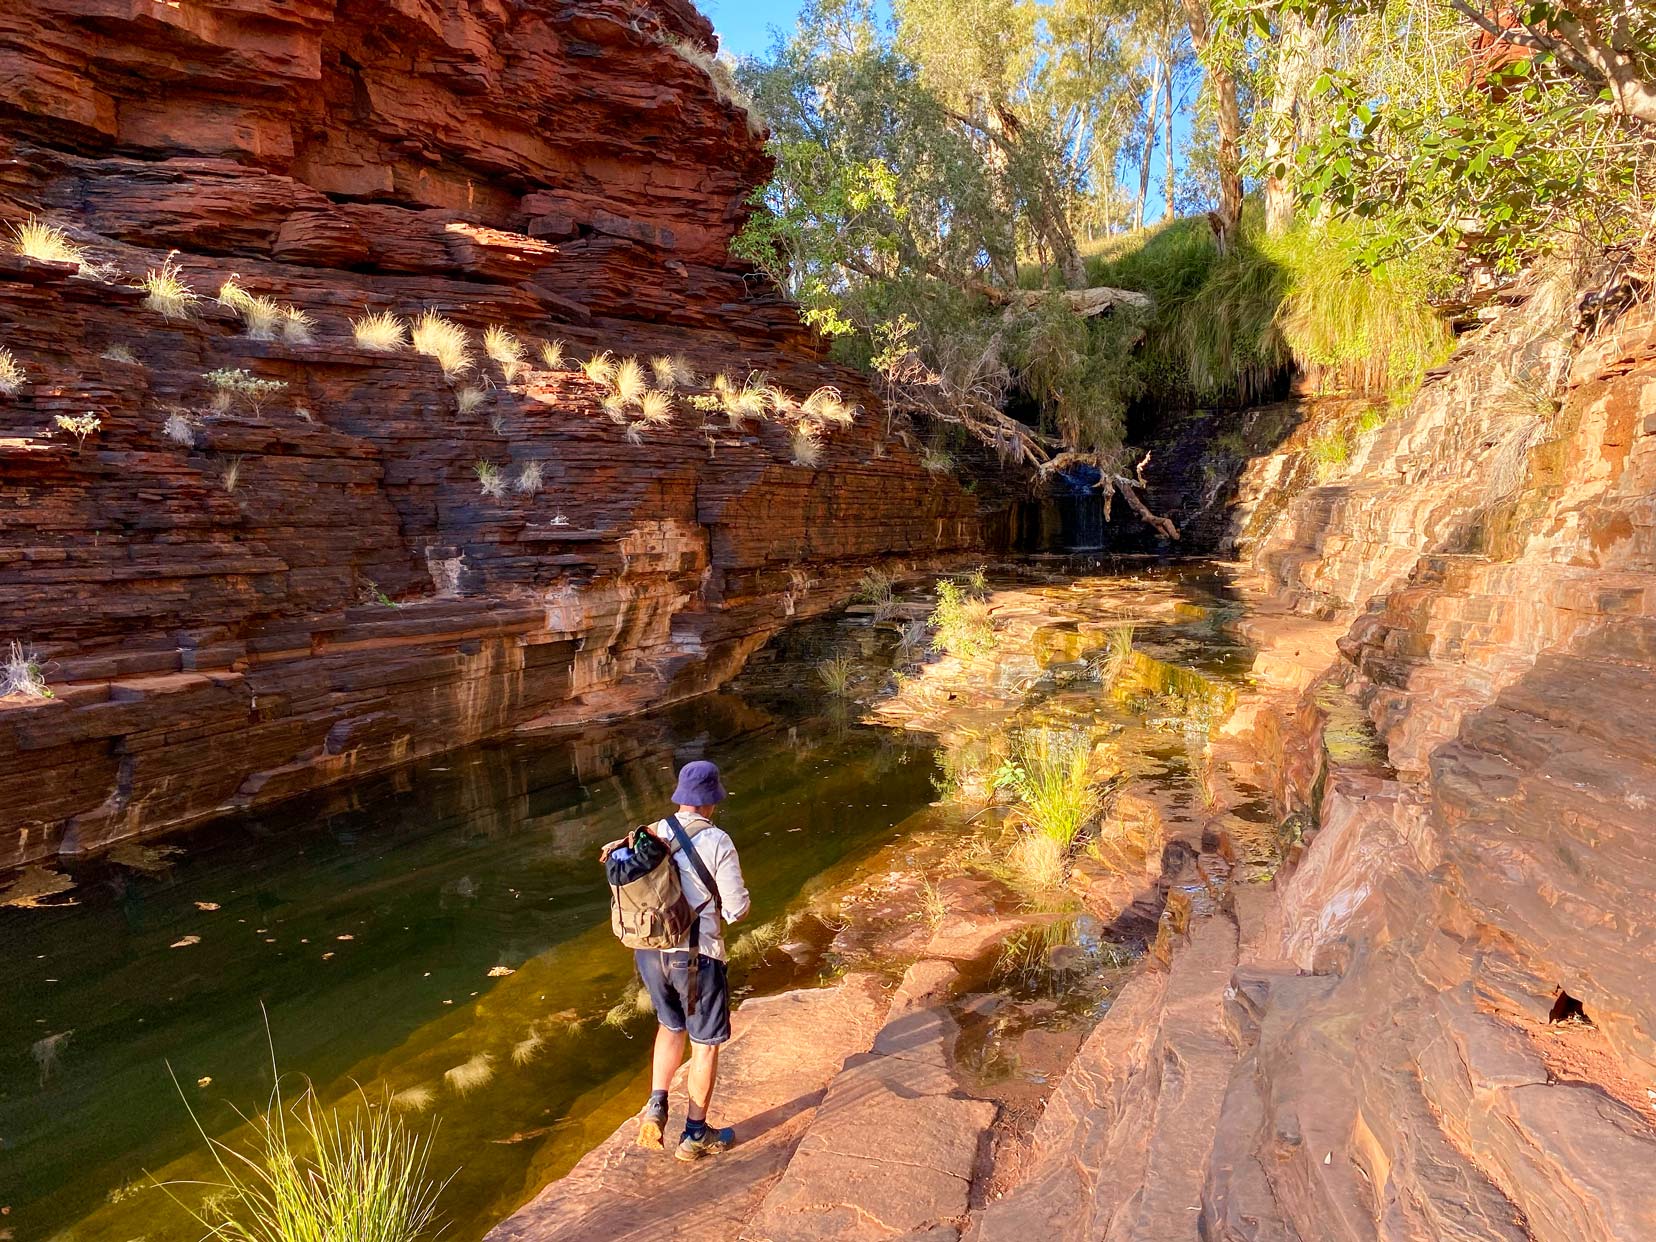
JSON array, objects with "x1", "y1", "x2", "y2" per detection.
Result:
[{"x1": 1052, "y1": 463, "x2": 1106, "y2": 552}]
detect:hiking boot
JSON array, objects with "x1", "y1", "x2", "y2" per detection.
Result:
[
  {"x1": 637, "y1": 1097, "x2": 669, "y2": 1149},
  {"x1": 674, "y1": 1125, "x2": 734, "y2": 1162}
]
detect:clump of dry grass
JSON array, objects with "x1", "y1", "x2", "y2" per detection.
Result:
[
  {"x1": 455, "y1": 386, "x2": 488, "y2": 415},
  {"x1": 388, "y1": 1084, "x2": 435, "y2": 1113},
  {"x1": 511, "y1": 1031, "x2": 544, "y2": 1067},
  {"x1": 663, "y1": 37, "x2": 763, "y2": 137},
  {"x1": 140, "y1": 255, "x2": 199, "y2": 320},
  {"x1": 483, "y1": 325, "x2": 526, "y2": 382},
  {"x1": 803, "y1": 386, "x2": 856, "y2": 426},
  {"x1": 412, "y1": 311, "x2": 472, "y2": 379},
  {"x1": 623, "y1": 422, "x2": 646, "y2": 446},
  {"x1": 637, "y1": 389, "x2": 674, "y2": 425},
  {"x1": 0, "y1": 346, "x2": 25, "y2": 396},
  {"x1": 101, "y1": 344, "x2": 139, "y2": 365},
  {"x1": 650, "y1": 354, "x2": 694, "y2": 389},
  {"x1": 920, "y1": 445, "x2": 955, "y2": 475},
  {"x1": 220, "y1": 456, "x2": 245, "y2": 493},
  {"x1": 220, "y1": 280, "x2": 282, "y2": 340},
  {"x1": 162, "y1": 408, "x2": 197, "y2": 447},
  {"x1": 612, "y1": 356, "x2": 647, "y2": 405},
  {"x1": 3, "y1": 640, "x2": 51, "y2": 699},
  {"x1": 11, "y1": 216, "x2": 89, "y2": 271},
  {"x1": 281, "y1": 306, "x2": 314, "y2": 345},
  {"x1": 352, "y1": 311, "x2": 409, "y2": 353},
  {"x1": 516, "y1": 460, "x2": 543, "y2": 494},
  {"x1": 791, "y1": 424, "x2": 823, "y2": 468},
  {"x1": 540, "y1": 339, "x2": 567, "y2": 371},
  {"x1": 601, "y1": 393, "x2": 628, "y2": 423},
  {"x1": 474, "y1": 460, "x2": 506, "y2": 498},
  {"x1": 581, "y1": 352, "x2": 615, "y2": 385}
]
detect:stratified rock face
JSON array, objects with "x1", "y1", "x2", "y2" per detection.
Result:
[
  {"x1": 1209, "y1": 290, "x2": 1656, "y2": 1238},
  {"x1": 0, "y1": 0, "x2": 989, "y2": 866}
]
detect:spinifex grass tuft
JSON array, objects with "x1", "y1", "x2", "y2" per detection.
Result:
[
  {"x1": 158, "y1": 1067, "x2": 449, "y2": 1242},
  {"x1": 483, "y1": 325, "x2": 526, "y2": 382},
  {"x1": 353, "y1": 311, "x2": 409, "y2": 353},
  {"x1": 411, "y1": 311, "x2": 472, "y2": 379}
]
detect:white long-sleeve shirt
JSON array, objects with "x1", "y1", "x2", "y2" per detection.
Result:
[{"x1": 649, "y1": 812, "x2": 749, "y2": 961}]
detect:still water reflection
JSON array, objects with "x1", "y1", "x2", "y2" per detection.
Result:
[{"x1": 1, "y1": 692, "x2": 937, "y2": 1241}]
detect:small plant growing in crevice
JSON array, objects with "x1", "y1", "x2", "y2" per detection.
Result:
[
  {"x1": 483, "y1": 325, "x2": 526, "y2": 382},
  {"x1": 929, "y1": 579, "x2": 994, "y2": 657},
  {"x1": 855, "y1": 568, "x2": 894, "y2": 606},
  {"x1": 1356, "y1": 407, "x2": 1387, "y2": 436},
  {"x1": 0, "y1": 346, "x2": 26, "y2": 395},
  {"x1": 281, "y1": 306, "x2": 314, "y2": 345},
  {"x1": 2, "y1": 640, "x2": 52, "y2": 699},
  {"x1": 1308, "y1": 429, "x2": 1351, "y2": 479},
  {"x1": 473, "y1": 460, "x2": 506, "y2": 498},
  {"x1": 218, "y1": 279, "x2": 280, "y2": 339},
  {"x1": 54, "y1": 413, "x2": 101, "y2": 450},
  {"x1": 162, "y1": 408, "x2": 197, "y2": 447},
  {"x1": 790, "y1": 424, "x2": 823, "y2": 468},
  {"x1": 411, "y1": 311, "x2": 472, "y2": 379},
  {"x1": 140, "y1": 255, "x2": 199, "y2": 320},
  {"x1": 920, "y1": 444, "x2": 955, "y2": 475},
  {"x1": 996, "y1": 728, "x2": 1102, "y2": 889},
  {"x1": 101, "y1": 344, "x2": 139, "y2": 365},
  {"x1": 611, "y1": 357, "x2": 647, "y2": 406},
  {"x1": 540, "y1": 339, "x2": 566, "y2": 371},
  {"x1": 816, "y1": 655, "x2": 855, "y2": 696},
  {"x1": 455, "y1": 386, "x2": 488, "y2": 415},
  {"x1": 581, "y1": 351, "x2": 615, "y2": 385},
  {"x1": 623, "y1": 422, "x2": 647, "y2": 446},
  {"x1": 204, "y1": 368, "x2": 286, "y2": 414},
  {"x1": 650, "y1": 354, "x2": 694, "y2": 389},
  {"x1": 515, "y1": 460, "x2": 543, "y2": 495},
  {"x1": 219, "y1": 456, "x2": 245, "y2": 493},
  {"x1": 802, "y1": 385, "x2": 855, "y2": 426},
  {"x1": 11, "y1": 216, "x2": 93, "y2": 273},
  {"x1": 359, "y1": 578, "x2": 399, "y2": 608},
  {"x1": 637, "y1": 389, "x2": 674, "y2": 425},
  {"x1": 352, "y1": 311, "x2": 409, "y2": 353}
]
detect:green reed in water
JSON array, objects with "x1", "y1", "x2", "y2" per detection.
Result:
[
  {"x1": 159, "y1": 1040, "x2": 450, "y2": 1242},
  {"x1": 995, "y1": 728, "x2": 1102, "y2": 889}
]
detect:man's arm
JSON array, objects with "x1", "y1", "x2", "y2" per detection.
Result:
[{"x1": 714, "y1": 836, "x2": 750, "y2": 924}]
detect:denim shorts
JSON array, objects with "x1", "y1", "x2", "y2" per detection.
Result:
[{"x1": 634, "y1": 949, "x2": 731, "y2": 1046}]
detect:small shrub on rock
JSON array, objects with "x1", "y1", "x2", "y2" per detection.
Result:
[
  {"x1": 412, "y1": 311, "x2": 472, "y2": 379},
  {"x1": 12, "y1": 216, "x2": 88, "y2": 271},
  {"x1": 929, "y1": 579, "x2": 994, "y2": 657},
  {"x1": 2, "y1": 640, "x2": 51, "y2": 699},
  {"x1": 140, "y1": 256, "x2": 199, "y2": 320},
  {"x1": 54, "y1": 413, "x2": 101, "y2": 449},
  {"x1": 483, "y1": 326, "x2": 526, "y2": 382},
  {"x1": 473, "y1": 460, "x2": 506, "y2": 498},
  {"x1": 0, "y1": 347, "x2": 25, "y2": 396},
  {"x1": 612, "y1": 357, "x2": 647, "y2": 406},
  {"x1": 352, "y1": 311, "x2": 409, "y2": 353},
  {"x1": 540, "y1": 339, "x2": 567, "y2": 371}
]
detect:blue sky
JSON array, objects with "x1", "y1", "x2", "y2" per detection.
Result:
[{"x1": 705, "y1": 0, "x2": 804, "y2": 59}]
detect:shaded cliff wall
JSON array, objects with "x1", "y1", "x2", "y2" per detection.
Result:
[
  {"x1": 1208, "y1": 279, "x2": 1656, "y2": 1238},
  {"x1": 0, "y1": 0, "x2": 997, "y2": 867}
]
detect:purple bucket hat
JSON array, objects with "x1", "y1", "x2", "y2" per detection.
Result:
[{"x1": 672, "y1": 759, "x2": 726, "y2": 806}]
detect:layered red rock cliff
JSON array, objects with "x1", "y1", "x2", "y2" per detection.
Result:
[{"x1": 0, "y1": 0, "x2": 993, "y2": 867}]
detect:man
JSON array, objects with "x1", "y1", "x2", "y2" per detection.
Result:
[{"x1": 607, "y1": 759, "x2": 750, "y2": 1161}]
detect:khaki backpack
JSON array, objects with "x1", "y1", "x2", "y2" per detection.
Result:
[{"x1": 608, "y1": 815, "x2": 719, "y2": 951}]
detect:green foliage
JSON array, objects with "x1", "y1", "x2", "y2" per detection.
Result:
[
  {"x1": 816, "y1": 654, "x2": 856, "y2": 695},
  {"x1": 995, "y1": 727, "x2": 1100, "y2": 847},
  {"x1": 1307, "y1": 427, "x2": 1351, "y2": 476},
  {"x1": 1080, "y1": 211, "x2": 1450, "y2": 402},
  {"x1": 929, "y1": 579, "x2": 996, "y2": 657},
  {"x1": 160, "y1": 1078, "x2": 447, "y2": 1242}
]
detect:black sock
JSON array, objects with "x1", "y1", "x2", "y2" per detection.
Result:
[
  {"x1": 649, "y1": 1089, "x2": 668, "y2": 1109},
  {"x1": 684, "y1": 1117, "x2": 708, "y2": 1140}
]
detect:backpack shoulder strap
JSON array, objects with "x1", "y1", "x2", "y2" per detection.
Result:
[{"x1": 665, "y1": 814, "x2": 723, "y2": 919}]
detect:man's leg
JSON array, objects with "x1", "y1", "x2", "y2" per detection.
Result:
[
  {"x1": 685, "y1": 1040, "x2": 720, "y2": 1123},
  {"x1": 652, "y1": 1022, "x2": 687, "y2": 1093}
]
